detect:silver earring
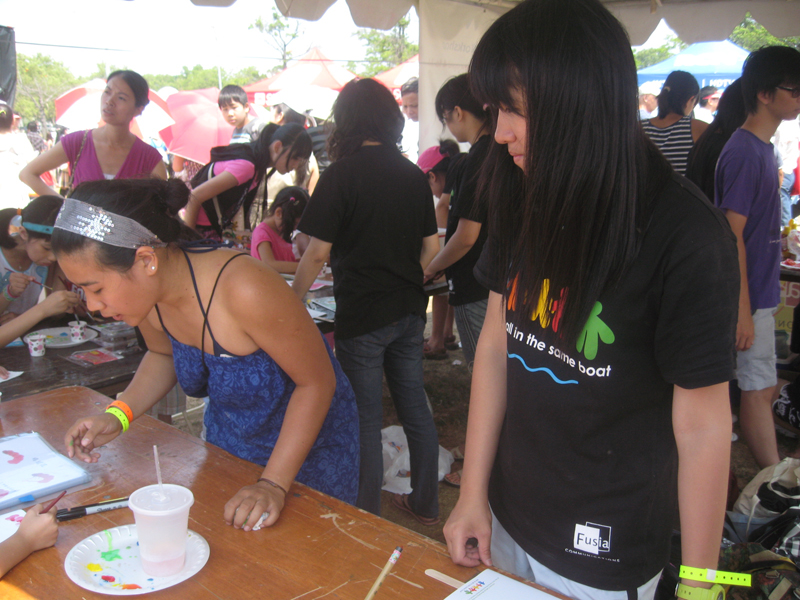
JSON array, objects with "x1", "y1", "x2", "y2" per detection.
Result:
[{"x1": 151, "y1": 266, "x2": 155, "y2": 270}]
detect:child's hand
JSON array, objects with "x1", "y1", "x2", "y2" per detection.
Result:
[
  {"x1": 6, "y1": 274, "x2": 34, "y2": 299},
  {"x1": 17, "y1": 505, "x2": 58, "y2": 553},
  {"x1": 0, "y1": 366, "x2": 9, "y2": 379},
  {"x1": 40, "y1": 290, "x2": 81, "y2": 317}
]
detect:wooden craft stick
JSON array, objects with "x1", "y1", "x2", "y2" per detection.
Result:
[{"x1": 424, "y1": 569, "x2": 463, "y2": 589}]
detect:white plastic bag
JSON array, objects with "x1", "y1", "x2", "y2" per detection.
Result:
[{"x1": 380, "y1": 425, "x2": 454, "y2": 494}]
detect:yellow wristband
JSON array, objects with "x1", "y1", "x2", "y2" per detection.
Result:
[
  {"x1": 676, "y1": 583, "x2": 725, "y2": 600},
  {"x1": 105, "y1": 406, "x2": 130, "y2": 433},
  {"x1": 679, "y1": 566, "x2": 751, "y2": 587}
]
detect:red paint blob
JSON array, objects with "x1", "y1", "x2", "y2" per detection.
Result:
[
  {"x1": 3, "y1": 450, "x2": 23, "y2": 464},
  {"x1": 101, "y1": 575, "x2": 115, "y2": 582},
  {"x1": 31, "y1": 473, "x2": 54, "y2": 483},
  {"x1": 120, "y1": 584, "x2": 141, "y2": 590}
]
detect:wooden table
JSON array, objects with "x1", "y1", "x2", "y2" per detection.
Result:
[
  {"x1": 0, "y1": 387, "x2": 563, "y2": 600},
  {"x1": 0, "y1": 339, "x2": 143, "y2": 403}
]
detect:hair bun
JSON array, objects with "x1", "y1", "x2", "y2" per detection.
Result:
[{"x1": 151, "y1": 179, "x2": 191, "y2": 217}]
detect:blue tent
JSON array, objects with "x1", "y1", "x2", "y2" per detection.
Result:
[{"x1": 637, "y1": 40, "x2": 750, "y2": 90}]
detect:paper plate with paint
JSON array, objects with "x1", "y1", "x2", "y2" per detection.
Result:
[
  {"x1": 64, "y1": 525, "x2": 209, "y2": 595},
  {"x1": 25, "y1": 327, "x2": 98, "y2": 348}
]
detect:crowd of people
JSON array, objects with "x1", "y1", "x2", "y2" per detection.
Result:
[{"x1": 2, "y1": 0, "x2": 800, "y2": 597}]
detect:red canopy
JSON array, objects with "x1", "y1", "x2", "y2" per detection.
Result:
[{"x1": 245, "y1": 47, "x2": 356, "y2": 103}]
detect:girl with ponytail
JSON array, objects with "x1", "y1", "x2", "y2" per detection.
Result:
[
  {"x1": 183, "y1": 123, "x2": 312, "y2": 238},
  {"x1": 53, "y1": 177, "x2": 358, "y2": 531}
]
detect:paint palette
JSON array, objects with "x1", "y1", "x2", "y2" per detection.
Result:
[
  {"x1": 24, "y1": 327, "x2": 98, "y2": 348},
  {"x1": 65, "y1": 525, "x2": 209, "y2": 595}
]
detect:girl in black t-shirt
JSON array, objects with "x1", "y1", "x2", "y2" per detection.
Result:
[{"x1": 442, "y1": 1, "x2": 738, "y2": 599}]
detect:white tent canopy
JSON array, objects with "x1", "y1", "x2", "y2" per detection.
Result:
[{"x1": 195, "y1": 0, "x2": 800, "y2": 148}]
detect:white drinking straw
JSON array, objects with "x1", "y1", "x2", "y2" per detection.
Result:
[{"x1": 153, "y1": 444, "x2": 165, "y2": 499}]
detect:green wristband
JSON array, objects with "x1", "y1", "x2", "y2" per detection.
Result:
[{"x1": 106, "y1": 406, "x2": 130, "y2": 433}]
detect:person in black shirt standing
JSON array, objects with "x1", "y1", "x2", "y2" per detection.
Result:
[
  {"x1": 293, "y1": 79, "x2": 441, "y2": 524},
  {"x1": 424, "y1": 75, "x2": 492, "y2": 371},
  {"x1": 443, "y1": 1, "x2": 739, "y2": 598}
]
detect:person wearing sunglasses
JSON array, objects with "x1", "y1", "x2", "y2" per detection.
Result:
[{"x1": 715, "y1": 45, "x2": 800, "y2": 471}]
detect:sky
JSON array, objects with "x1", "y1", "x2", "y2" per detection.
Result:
[{"x1": 0, "y1": 0, "x2": 420, "y2": 78}]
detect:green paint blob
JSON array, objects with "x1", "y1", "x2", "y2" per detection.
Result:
[{"x1": 100, "y1": 549, "x2": 122, "y2": 561}]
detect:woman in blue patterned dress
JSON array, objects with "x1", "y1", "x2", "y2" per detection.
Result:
[{"x1": 54, "y1": 178, "x2": 359, "y2": 531}]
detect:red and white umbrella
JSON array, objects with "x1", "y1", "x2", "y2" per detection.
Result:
[
  {"x1": 165, "y1": 89, "x2": 234, "y2": 165},
  {"x1": 375, "y1": 54, "x2": 419, "y2": 103},
  {"x1": 55, "y1": 79, "x2": 174, "y2": 140}
]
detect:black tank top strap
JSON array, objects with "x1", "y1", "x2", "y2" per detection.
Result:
[
  {"x1": 153, "y1": 304, "x2": 174, "y2": 338},
  {"x1": 186, "y1": 249, "x2": 249, "y2": 361}
]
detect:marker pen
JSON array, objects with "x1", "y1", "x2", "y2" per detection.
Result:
[{"x1": 56, "y1": 497, "x2": 129, "y2": 521}]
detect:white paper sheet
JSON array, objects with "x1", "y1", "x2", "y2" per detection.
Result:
[{"x1": 444, "y1": 570, "x2": 557, "y2": 599}]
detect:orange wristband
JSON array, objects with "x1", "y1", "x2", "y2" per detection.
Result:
[{"x1": 107, "y1": 400, "x2": 133, "y2": 423}]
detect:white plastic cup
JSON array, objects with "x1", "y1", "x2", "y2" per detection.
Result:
[
  {"x1": 68, "y1": 320, "x2": 86, "y2": 343},
  {"x1": 27, "y1": 334, "x2": 46, "y2": 357},
  {"x1": 129, "y1": 484, "x2": 194, "y2": 577}
]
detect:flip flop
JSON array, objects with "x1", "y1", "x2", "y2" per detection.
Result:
[
  {"x1": 424, "y1": 348, "x2": 448, "y2": 360},
  {"x1": 391, "y1": 493, "x2": 441, "y2": 526},
  {"x1": 443, "y1": 470, "x2": 462, "y2": 487}
]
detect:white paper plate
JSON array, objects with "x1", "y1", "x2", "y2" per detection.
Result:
[
  {"x1": 25, "y1": 327, "x2": 98, "y2": 348},
  {"x1": 64, "y1": 525, "x2": 209, "y2": 595}
]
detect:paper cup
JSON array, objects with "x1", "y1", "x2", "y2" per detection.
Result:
[
  {"x1": 26, "y1": 334, "x2": 46, "y2": 357},
  {"x1": 129, "y1": 484, "x2": 194, "y2": 577},
  {"x1": 69, "y1": 320, "x2": 86, "y2": 343}
]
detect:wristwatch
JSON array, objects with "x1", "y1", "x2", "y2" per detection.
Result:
[{"x1": 675, "y1": 583, "x2": 725, "y2": 600}]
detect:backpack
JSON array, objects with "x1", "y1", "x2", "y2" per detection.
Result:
[{"x1": 191, "y1": 143, "x2": 261, "y2": 236}]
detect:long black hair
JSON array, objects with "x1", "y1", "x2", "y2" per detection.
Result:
[
  {"x1": 52, "y1": 179, "x2": 201, "y2": 271},
  {"x1": 327, "y1": 78, "x2": 404, "y2": 162},
  {"x1": 656, "y1": 70, "x2": 699, "y2": 119},
  {"x1": 0, "y1": 195, "x2": 63, "y2": 250},
  {"x1": 470, "y1": 0, "x2": 671, "y2": 347},
  {"x1": 685, "y1": 79, "x2": 746, "y2": 200},
  {"x1": 251, "y1": 122, "x2": 312, "y2": 187}
]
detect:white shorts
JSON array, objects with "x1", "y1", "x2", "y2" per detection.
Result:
[
  {"x1": 490, "y1": 512, "x2": 661, "y2": 600},
  {"x1": 736, "y1": 307, "x2": 778, "y2": 391}
]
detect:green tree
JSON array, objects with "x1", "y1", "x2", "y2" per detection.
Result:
[
  {"x1": 728, "y1": 13, "x2": 800, "y2": 52},
  {"x1": 347, "y1": 13, "x2": 418, "y2": 78},
  {"x1": 142, "y1": 65, "x2": 266, "y2": 92},
  {"x1": 15, "y1": 53, "x2": 78, "y2": 124},
  {"x1": 250, "y1": 8, "x2": 305, "y2": 71},
  {"x1": 633, "y1": 35, "x2": 686, "y2": 70}
]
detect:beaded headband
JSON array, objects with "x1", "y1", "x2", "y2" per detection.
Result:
[{"x1": 54, "y1": 198, "x2": 166, "y2": 249}]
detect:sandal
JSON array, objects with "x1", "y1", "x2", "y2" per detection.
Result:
[
  {"x1": 423, "y1": 347, "x2": 448, "y2": 360},
  {"x1": 391, "y1": 493, "x2": 441, "y2": 526},
  {"x1": 443, "y1": 470, "x2": 462, "y2": 487},
  {"x1": 444, "y1": 336, "x2": 460, "y2": 351}
]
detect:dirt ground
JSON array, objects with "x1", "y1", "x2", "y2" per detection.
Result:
[{"x1": 171, "y1": 305, "x2": 789, "y2": 547}]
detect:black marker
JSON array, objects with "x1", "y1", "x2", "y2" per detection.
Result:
[{"x1": 56, "y1": 497, "x2": 129, "y2": 521}]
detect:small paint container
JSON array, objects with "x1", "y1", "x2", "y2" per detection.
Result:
[
  {"x1": 26, "y1": 334, "x2": 46, "y2": 357},
  {"x1": 69, "y1": 320, "x2": 87, "y2": 343}
]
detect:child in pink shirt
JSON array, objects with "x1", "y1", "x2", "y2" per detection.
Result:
[{"x1": 251, "y1": 186, "x2": 309, "y2": 274}]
